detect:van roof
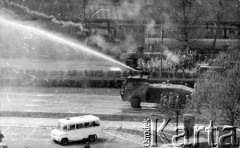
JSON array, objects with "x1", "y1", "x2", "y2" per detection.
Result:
[{"x1": 58, "y1": 115, "x2": 100, "y2": 125}]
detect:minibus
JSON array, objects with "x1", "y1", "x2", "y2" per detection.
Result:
[{"x1": 51, "y1": 115, "x2": 101, "y2": 145}]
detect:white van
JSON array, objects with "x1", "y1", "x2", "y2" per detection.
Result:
[{"x1": 51, "y1": 115, "x2": 101, "y2": 145}]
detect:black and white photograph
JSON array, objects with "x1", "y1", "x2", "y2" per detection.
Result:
[{"x1": 0, "y1": 0, "x2": 239, "y2": 147}]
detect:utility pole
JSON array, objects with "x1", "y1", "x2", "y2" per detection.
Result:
[
  {"x1": 160, "y1": 27, "x2": 164, "y2": 78},
  {"x1": 115, "y1": 6, "x2": 119, "y2": 44},
  {"x1": 83, "y1": 0, "x2": 88, "y2": 37}
]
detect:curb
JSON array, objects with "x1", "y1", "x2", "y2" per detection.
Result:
[
  {"x1": 0, "y1": 111, "x2": 209, "y2": 123},
  {"x1": 0, "y1": 111, "x2": 149, "y2": 122}
]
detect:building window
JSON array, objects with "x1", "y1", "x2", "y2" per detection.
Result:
[
  {"x1": 217, "y1": 29, "x2": 223, "y2": 35},
  {"x1": 133, "y1": 28, "x2": 138, "y2": 32},
  {"x1": 229, "y1": 30, "x2": 236, "y2": 35}
]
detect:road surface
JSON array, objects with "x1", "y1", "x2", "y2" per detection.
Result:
[
  {"x1": 0, "y1": 126, "x2": 142, "y2": 148},
  {"x1": 0, "y1": 87, "x2": 159, "y2": 116}
]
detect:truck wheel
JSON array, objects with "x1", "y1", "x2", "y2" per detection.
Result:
[
  {"x1": 88, "y1": 135, "x2": 96, "y2": 142},
  {"x1": 61, "y1": 138, "x2": 69, "y2": 145},
  {"x1": 130, "y1": 97, "x2": 141, "y2": 108}
]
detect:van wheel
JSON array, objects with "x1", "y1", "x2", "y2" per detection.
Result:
[
  {"x1": 130, "y1": 97, "x2": 141, "y2": 108},
  {"x1": 88, "y1": 135, "x2": 96, "y2": 142},
  {"x1": 61, "y1": 138, "x2": 69, "y2": 145}
]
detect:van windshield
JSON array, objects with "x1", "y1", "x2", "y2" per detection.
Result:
[{"x1": 57, "y1": 122, "x2": 67, "y2": 131}]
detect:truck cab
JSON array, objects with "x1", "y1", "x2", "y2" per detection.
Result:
[{"x1": 121, "y1": 74, "x2": 150, "y2": 108}]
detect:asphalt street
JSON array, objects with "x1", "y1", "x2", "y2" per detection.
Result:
[
  {"x1": 0, "y1": 87, "x2": 159, "y2": 116},
  {"x1": 0, "y1": 87, "x2": 165, "y2": 148},
  {"x1": 0, "y1": 126, "x2": 143, "y2": 148}
]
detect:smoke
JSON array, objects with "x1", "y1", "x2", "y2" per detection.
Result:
[
  {"x1": 161, "y1": 12, "x2": 172, "y2": 30},
  {"x1": 89, "y1": 34, "x2": 113, "y2": 54},
  {"x1": 145, "y1": 20, "x2": 156, "y2": 35},
  {"x1": 163, "y1": 46, "x2": 180, "y2": 64},
  {"x1": 196, "y1": 0, "x2": 202, "y2": 5},
  {"x1": 88, "y1": 34, "x2": 136, "y2": 60},
  {"x1": 117, "y1": 1, "x2": 143, "y2": 19},
  {"x1": 2, "y1": 0, "x2": 84, "y2": 30}
]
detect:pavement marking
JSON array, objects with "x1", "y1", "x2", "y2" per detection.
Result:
[
  {"x1": 36, "y1": 94, "x2": 53, "y2": 97},
  {"x1": 6, "y1": 94, "x2": 11, "y2": 103},
  {"x1": 24, "y1": 128, "x2": 36, "y2": 140},
  {"x1": 2, "y1": 127, "x2": 10, "y2": 133},
  {"x1": 31, "y1": 99, "x2": 45, "y2": 102},
  {"x1": 103, "y1": 136, "x2": 114, "y2": 148},
  {"x1": 0, "y1": 125, "x2": 40, "y2": 128},
  {"x1": 103, "y1": 131, "x2": 142, "y2": 146},
  {"x1": 96, "y1": 101, "x2": 116, "y2": 103},
  {"x1": 74, "y1": 106, "x2": 84, "y2": 111},
  {"x1": 25, "y1": 104, "x2": 42, "y2": 107},
  {"x1": 4, "y1": 137, "x2": 49, "y2": 141},
  {"x1": 82, "y1": 106, "x2": 86, "y2": 113}
]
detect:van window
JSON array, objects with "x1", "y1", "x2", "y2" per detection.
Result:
[
  {"x1": 92, "y1": 121, "x2": 100, "y2": 127},
  {"x1": 58, "y1": 122, "x2": 67, "y2": 131},
  {"x1": 84, "y1": 122, "x2": 92, "y2": 128},
  {"x1": 76, "y1": 123, "x2": 84, "y2": 129},
  {"x1": 89, "y1": 122, "x2": 93, "y2": 127},
  {"x1": 63, "y1": 126, "x2": 67, "y2": 131},
  {"x1": 69, "y1": 124, "x2": 75, "y2": 130}
]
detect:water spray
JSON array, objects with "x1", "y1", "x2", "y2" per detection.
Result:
[{"x1": 0, "y1": 16, "x2": 137, "y2": 71}]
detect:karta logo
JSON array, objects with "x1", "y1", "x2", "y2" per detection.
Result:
[{"x1": 142, "y1": 118, "x2": 239, "y2": 148}]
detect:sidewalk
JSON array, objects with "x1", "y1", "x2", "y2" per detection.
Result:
[
  {"x1": 0, "y1": 117, "x2": 179, "y2": 132},
  {"x1": 4, "y1": 117, "x2": 238, "y2": 136}
]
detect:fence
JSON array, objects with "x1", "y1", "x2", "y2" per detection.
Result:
[{"x1": 0, "y1": 68, "x2": 197, "y2": 88}]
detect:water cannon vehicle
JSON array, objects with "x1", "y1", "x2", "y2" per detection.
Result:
[{"x1": 120, "y1": 73, "x2": 194, "y2": 109}]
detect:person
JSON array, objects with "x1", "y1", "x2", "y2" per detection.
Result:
[
  {"x1": 179, "y1": 60, "x2": 185, "y2": 74},
  {"x1": 175, "y1": 63, "x2": 179, "y2": 72},
  {"x1": 186, "y1": 95, "x2": 190, "y2": 104},
  {"x1": 84, "y1": 142, "x2": 90, "y2": 148},
  {"x1": 204, "y1": 56, "x2": 208, "y2": 63},
  {"x1": 160, "y1": 94, "x2": 164, "y2": 106},
  {"x1": 162, "y1": 95, "x2": 168, "y2": 112},
  {"x1": 167, "y1": 79, "x2": 170, "y2": 85},
  {"x1": 175, "y1": 95, "x2": 179, "y2": 109},
  {"x1": 168, "y1": 92, "x2": 174, "y2": 108},
  {"x1": 0, "y1": 130, "x2": 4, "y2": 142},
  {"x1": 158, "y1": 94, "x2": 164, "y2": 111},
  {"x1": 0, "y1": 130, "x2": 7, "y2": 148}
]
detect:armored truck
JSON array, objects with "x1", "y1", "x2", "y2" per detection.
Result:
[{"x1": 120, "y1": 74, "x2": 194, "y2": 108}]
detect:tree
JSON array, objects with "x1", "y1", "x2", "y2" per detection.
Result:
[
  {"x1": 168, "y1": 0, "x2": 205, "y2": 51},
  {"x1": 205, "y1": 0, "x2": 228, "y2": 52},
  {"x1": 77, "y1": 0, "x2": 116, "y2": 39},
  {"x1": 186, "y1": 51, "x2": 240, "y2": 126}
]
